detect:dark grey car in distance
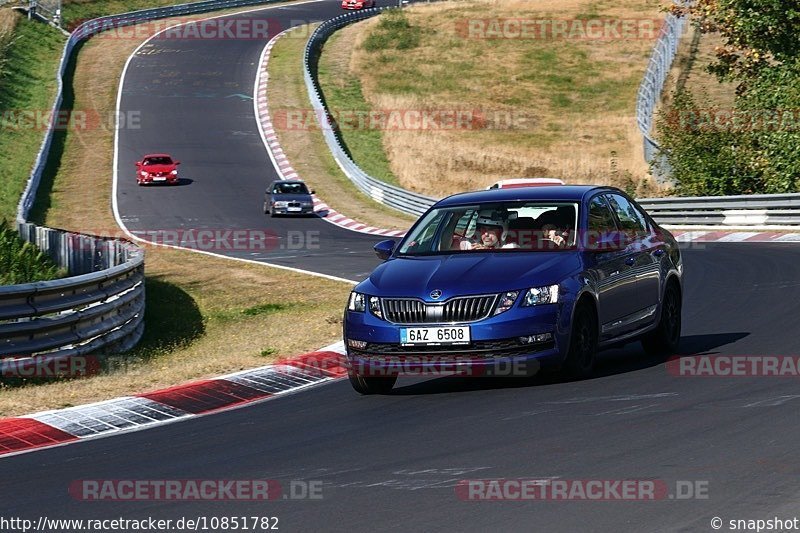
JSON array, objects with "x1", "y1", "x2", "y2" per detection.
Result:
[{"x1": 264, "y1": 180, "x2": 315, "y2": 217}]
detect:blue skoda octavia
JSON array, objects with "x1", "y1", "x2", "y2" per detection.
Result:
[{"x1": 343, "y1": 186, "x2": 683, "y2": 394}]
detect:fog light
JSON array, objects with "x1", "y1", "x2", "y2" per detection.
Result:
[
  {"x1": 347, "y1": 339, "x2": 367, "y2": 349},
  {"x1": 519, "y1": 333, "x2": 553, "y2": 344}
]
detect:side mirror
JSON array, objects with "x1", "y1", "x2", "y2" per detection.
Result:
[
  {"x1": 135, "y1": 162, "x2": 141, "y2": 167},
  {"x1": 593, "y1": 231, "x2": 631, "y2": 252},
  {"x1": 373, "y1": 239, "x2": 396, "y2": 261},
  {"x1": 310, "y1": 189, "x2": 315, "y2": 195},
  {"x1": 175, "y1": 161, "x2": 181, "y2": 165}
]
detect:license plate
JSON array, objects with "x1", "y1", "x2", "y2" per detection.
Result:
[
  {"x1": 152, "y1": 177, "x2": 167, "y2": 182},
  {"x1": 400, "y1": 326, "x2": 470, "y2": 346},
  {"x1": 288, "y1": 207, "x2": 302, "y2": 212}
]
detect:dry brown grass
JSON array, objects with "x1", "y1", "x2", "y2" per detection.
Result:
[
  {"x1": 662, "y1": 23, "x2": 737, "y2": 109},
  {"x1": 267, "y1": 27, "x2": 416, "y2": 230},
  {"x1": 0, "y1": 8, "x2": 15, "y2": 37},
  {"x1": 333, "y1": 0, "x2": 668, "y2": 197},
  {"x1": 0, "y1": 5, "x2": 352, "y2": 417}
]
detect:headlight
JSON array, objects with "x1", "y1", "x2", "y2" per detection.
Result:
[
  {"x1": 494, "y1": 291, "x2": 519, "y2": 315},
  {"x1": 302, "y1": 201, "x2": 313, "y2": 206},
  {"x1": 348, "y1": 292, "x2": 366, "y2": 312},
  {"x1": 139, "y1": 171, "x2": 148, "y2": 176},
  {"x1": 170, "y1": 169, "x2": 178, "y2": 175},
  {"x1": 273, "y1": 201, "x2": 289, "y2": 207},
  {"x1": 521, "y1": 285, "x2": 559, "y2": 306},
  {"x1": 369, "y1": 296, "x2": 382, "y2": 319}
]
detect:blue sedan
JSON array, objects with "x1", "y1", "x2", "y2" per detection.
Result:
[{"x1": 343, "y1": 185, "x2": 683, "y2": 394}]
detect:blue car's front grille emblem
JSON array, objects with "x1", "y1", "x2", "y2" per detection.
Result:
[{"x1": 430, "y1": 289, "x2": 442, "y2": 300}]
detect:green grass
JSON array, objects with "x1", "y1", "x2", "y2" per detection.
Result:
[
  {"x1": 316, "y1": 30, "x2": 400, "y2": 186},
  {"x1": 0, "y1": 13, "x2": 65, "y2": 222},
  {"x1": 0, "y1": 219, "x2": 64, "y2": 284},
  {"x1": 61, "y1": 0, "x2": 209, "y2": 27}
]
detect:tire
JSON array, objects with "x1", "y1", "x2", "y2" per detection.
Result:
[
  {"x1": 348, "y1": 371, "x2": 397, "y2": 395},
  {"x1": 641, "y1": 281, "x2": 681, "y2": 356},
  {"x1": 263, "y1": 202, "x2": 269, "y2": 215},
  {"x1": 563, "y1": 302, "x2": 598, "y2": 379}
]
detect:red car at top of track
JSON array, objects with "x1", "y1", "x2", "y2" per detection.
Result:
[
  {"x1": 341, "y1": 0, "x2": 375, "y2": 9},
  {"x1": 135, "y1": 154, "x2": 181, "y2": 186}
]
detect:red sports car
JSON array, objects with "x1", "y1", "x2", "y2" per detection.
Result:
[
  {"x1": 135, "y1": 154, "x2": 180, "y2": 185},
  {"x1": 341, "y1": 0, "x2": 375, "y2": 9}
]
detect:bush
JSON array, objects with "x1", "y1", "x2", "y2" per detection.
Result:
[{"x1": 0, "y1": 220, "x2": 63, "y2": 285}]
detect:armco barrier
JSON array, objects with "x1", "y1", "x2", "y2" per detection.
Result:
[
  {"x1": 304, "y1": 6, "x2": 800, "y2": 229},
  {"x1": 2, "y1": 223, "x2": 144, "y2": 362},
  {"x1": 7, "y1": 0, "x2": 292, "y2": 364}
]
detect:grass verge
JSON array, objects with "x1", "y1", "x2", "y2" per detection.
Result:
[
  {"x1": 319, "y1": 0, "x2": 665, "y2": 198},
  {"x1": 317, "y1": 28, "x2": 399, "y2": 186},
  {"x1": 0, "y1": 9, "x2": 65, "y2": 221},
  {"x1": 0, "y1": 5, "x2": 352, "y2": 417},
  {"x1": 267, "y1": 25, "x2": 417, "y2": 230}
]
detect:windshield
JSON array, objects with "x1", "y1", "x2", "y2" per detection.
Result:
[
  {"x1": 272, "y1": 182, "x2": 310, "y2": 195},
  {"x1": 397, "y1": 202, "x2": 579, "y2": 255},
  {"x1": 143, "y1": 156, "x2": 173, "y2": 165}
]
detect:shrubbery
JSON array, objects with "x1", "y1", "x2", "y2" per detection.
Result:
[{"x1": 0, "y1": 220, "x2": 63, "y2": 285}]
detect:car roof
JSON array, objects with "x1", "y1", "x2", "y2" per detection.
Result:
[
  {"x1": 269, "y1": 180, "x2": 306, "y2": 186},
  {"x1": 436, "y1": 185, "x2": 619, "y2": 207},
  {"x1": 143, "y1": 153, "x2": 172, "y2": 158}
]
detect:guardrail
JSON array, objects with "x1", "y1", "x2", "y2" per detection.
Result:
[
  {"x1": 2, "y1": 223, "x2": 144, "y2": 362},
  {"x1": 8, "y1": 0, "x2": 291, "y2": 363},
  {"x1": 635, "y1": 8, "x2": 686, "y2": 177},
  {"x1": 638, "y1": 193, "x2": 800, "y2": 227}
]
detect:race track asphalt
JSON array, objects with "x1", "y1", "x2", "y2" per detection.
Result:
[{"x1": 3, "y1": 243, "x2": 800, "y2": 532}]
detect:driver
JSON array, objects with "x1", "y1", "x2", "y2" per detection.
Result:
[{"x1": 460, "y1": 210, "x2": 519, "y2": 250}]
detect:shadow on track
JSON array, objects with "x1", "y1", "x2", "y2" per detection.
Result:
[{"x1": 390, "y1": 332, "x2": 750, "y2": 395}]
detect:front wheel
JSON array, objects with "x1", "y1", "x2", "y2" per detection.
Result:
[
  {"x1": 563, "y1": 302, "x2": 598, "y2": 379},
  {"x1": 348, "y1": 371, "x2": 396, "y2": 395},
  {"x1": 641, "y1": 282, "x2": 682, "y2": 356}
]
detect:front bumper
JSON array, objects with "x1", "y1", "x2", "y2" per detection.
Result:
[
  {"x1": 138, "y1": 175, "x2": 178, "y2": 184},
  {"x1": 344, "y1": 301, "x2": 572, "y2": 377},
  {"x1": 271, "y1": 205, "x2": 315, "y2": 215}
]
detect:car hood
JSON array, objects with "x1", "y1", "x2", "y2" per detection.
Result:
[
  {"x1": 271, "y1": 193, "x2": 312, "y2": 202},
  {"x1": 140, "y1": 164, "x2": 176, "y2": 173},
  {"x1": 360, "y1": 252, "x2": 582, "y2": 299}
]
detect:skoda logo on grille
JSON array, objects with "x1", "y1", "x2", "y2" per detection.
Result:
[{"x1": 429, "y1": 289, "x2": 443, "y2": 300}]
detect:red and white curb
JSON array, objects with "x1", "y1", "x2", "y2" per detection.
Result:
[
  {"x1": 253, "y1": 27, "x2": 406, "y2": 239},
  {"x1": 0, "y1": 342, "x2": 347, "y2": 458}
]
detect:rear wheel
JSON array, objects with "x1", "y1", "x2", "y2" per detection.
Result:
[
  {"x1": 563, "y1": 302, "x2": 598, "y2": 379},
  {"x1": 642, "y1": 281, "x2": 682, "y2": 356},
  {"x1": 348, "y1": 371, "x2": 396, "y2": 395},
  {"x1": 263, "y1": 201, "x2": 269, "y2": 215}
]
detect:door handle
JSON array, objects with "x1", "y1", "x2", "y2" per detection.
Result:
[{"x1": 624, "y1": 256, "x2": 636, "y2": 266}]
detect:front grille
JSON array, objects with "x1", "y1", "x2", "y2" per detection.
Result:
[
  {"x1": 382, "y1": 295, "x2": 497, "y2": 324},
  {"x1": 288, "y1": 201, "x2": 301, "y2": 207}
]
